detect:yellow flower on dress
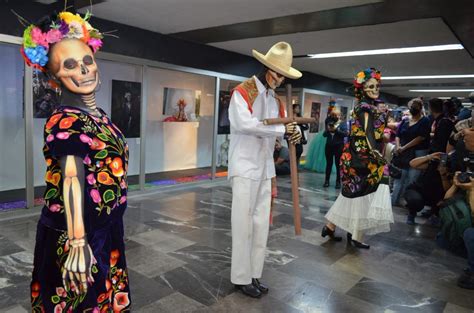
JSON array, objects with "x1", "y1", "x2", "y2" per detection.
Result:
[
  {"x1": 368, "y1": 162, "x2": 377, "y2": 174},
  {"x1": 59, "y1": 12, "x2": 84, "y2": 25}
]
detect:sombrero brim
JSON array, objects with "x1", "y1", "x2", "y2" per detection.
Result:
[{"x1": 252, "y1": 50, "x2": 302, "y2": 80}]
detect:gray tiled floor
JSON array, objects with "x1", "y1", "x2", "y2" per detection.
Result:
[{"x1": 0, "y1": 172, "x2": 472, "y2": 312}]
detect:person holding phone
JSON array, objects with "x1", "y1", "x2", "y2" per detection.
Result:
[{"x1": 404, "y1": 152, "x2": 453, "y2": 224}]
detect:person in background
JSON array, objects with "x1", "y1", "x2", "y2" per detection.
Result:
[
  {"x1": 391, "y1": 98, "x2": 431, "y2": 206},
  {"x1": 274, "y1": 138, "x2": 291, "y2": 175},
  {"x1": 429, "y1": 98, "x2": 455, "y2": 153},
  {"x1": 323, "y1": 108, "x2": 347, "y2": 188},
  {"x1": 292, "y1": 103, "x2": 309, "y2": 165}
]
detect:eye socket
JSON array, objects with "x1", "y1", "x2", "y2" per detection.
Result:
[
  {"x1": 83, "y1": 55, "x2": 94, "y2": 65},
  {"x1": 63, "y1": 58, "x2": 78, "y2": 70}
]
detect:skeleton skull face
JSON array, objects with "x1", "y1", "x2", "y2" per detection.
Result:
[
  {"x1": 363, "y1": 78, "x2": 380, "y2": 100},
  {"x1": 48, "y1": 39, "x2": 98, "y2": 95}
]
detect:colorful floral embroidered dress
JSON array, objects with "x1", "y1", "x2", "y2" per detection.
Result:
[
  {"x1": 340, "y1": 102, "x2": 386, "y2": 198},
  {"x1": 31, "y1": 106, "x2": 131, "y2": 312},
  {"x1": 325, "y1": 102, "x2": 393, "y2": 240}
]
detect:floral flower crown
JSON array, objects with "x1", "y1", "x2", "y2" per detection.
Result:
[
  {"x1": 21, "y1": 11, "x2": 103, "y2": 72},
  {"x1": 353, "y1": 68, "x2": 381, "y2": 88}
]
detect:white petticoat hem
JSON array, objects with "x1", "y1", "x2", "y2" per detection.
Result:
[{"x1": 325, "y1": 184, "x2": 394, "y2": 236}]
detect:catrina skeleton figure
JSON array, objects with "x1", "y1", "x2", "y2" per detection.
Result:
[{"x1": 22, "y1": 11, "x2": 131, "y2": 312}]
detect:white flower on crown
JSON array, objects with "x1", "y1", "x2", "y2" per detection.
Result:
[{"x1": 66, "y1": 21, "x2": 84, "y2": 39}]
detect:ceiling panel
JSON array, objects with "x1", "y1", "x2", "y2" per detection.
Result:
[
  {"x1": 211, "y1": 18, "x2": 456, "y2": 55},
  {"x1": 82, "y1": 0, "x2": 382, "y2": 34}
]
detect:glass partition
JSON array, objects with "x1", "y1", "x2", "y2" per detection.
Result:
[
  {"x1": 0, "y1": 43, "x2": 26, "y2": 209},
  {"x1": 145, "y1": 67, "x2": 216, "y2": 186}
]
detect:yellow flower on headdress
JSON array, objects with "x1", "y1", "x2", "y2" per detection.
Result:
[
  {"x1": 357, "y1": 71, "x2": 365, "y2": 79},
  {"x1": 59, "y1": 12, "x2": 84, "y2": 25}
]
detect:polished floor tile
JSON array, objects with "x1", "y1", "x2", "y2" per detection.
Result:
[{"x1": 0, "y1": 172, "x2": 472, "y2": 312}]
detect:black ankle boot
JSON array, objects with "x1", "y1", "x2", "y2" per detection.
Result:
[
  {"x1": 335, "y1": 181, "x2": 341, "y2": 189},
  {"x1": 235, "y1": 283, "x2": 262, "y2": 298},
  {"x1": 252, "y1": 278, "x2": 269, "y2": 294},
  {"x1": 347, "y1": 233, "x2": 370, "y2": 249},
  {"x1": 321, "y1": 225, "x2": 342, "y2": 241},
  {"x1": 323, "y1": 180, "x2": 329, "y2": 187}
]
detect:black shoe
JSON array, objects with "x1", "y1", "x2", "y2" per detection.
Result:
[
  {"x1": 252, "y1": 278, "x2": 269, "y2": 294},
  {"x1": 323, "y1": 181, "x2": 329, "y2": 187},
  {"x1": 347, "y1": 233, "x2": 370, "y2": 249},
  {"x1": 321, "y1": 225, "x2": 342, "y2": 241},
  {"x1": 458, "y1": 269, "x2": 474, "y2": 289},
  {"x1": 235, "y1": 283, "x2": 262, "y2": 298},
  {"x1": 335, "y1": 181, "x2": 341, "y2": 189}
]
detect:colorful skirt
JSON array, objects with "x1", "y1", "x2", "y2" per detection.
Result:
[
  {"x1": 325, "y1": 183, "x2": 393, "y2": 241},
  {"x1": 31, "y1": 219, "x2": 131, "y2": 312},
  {"x1": 304, "y1": 133, "x2": 335, "y2": 173}
]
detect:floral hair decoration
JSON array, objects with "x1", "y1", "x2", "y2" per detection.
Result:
[
  {"x1": 21, "y1": 11, "x2": 103, "y2": 72},
  {"x1": 353, "y1": 67, "x2": 382, "y2": 100}
]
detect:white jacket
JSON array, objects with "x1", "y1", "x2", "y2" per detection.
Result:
[{"x1": 228, "y1": 76, "x2": 286, "y2": 180}]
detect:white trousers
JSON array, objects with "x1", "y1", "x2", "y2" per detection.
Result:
[{"x1": 231, "y1": 176, "x2": 271, "y2": 285}]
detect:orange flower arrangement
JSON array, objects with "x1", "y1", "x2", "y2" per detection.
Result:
[
  {"x1": 59, "y1": 116, "x2": 78, "y2": 129},
  {"x1": 97, "y1": 172, "x2": 114, "y2": 185},
  {"x1": 91, "y1": 138, "x2": 106, "y2": 150},
  {"x1": 109, "y1": 157, "x2": 124, "y2": 177},
  {"x1": 46, "y1": 114, "x2": 62, "y2": 129},
  {"x1": 110, "y1": 249, "x2": 120, "y2": 267}
]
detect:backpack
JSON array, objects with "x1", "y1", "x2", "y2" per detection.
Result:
[{"x1": 439, "y1": 194, "x2": 472, "y2": 248}]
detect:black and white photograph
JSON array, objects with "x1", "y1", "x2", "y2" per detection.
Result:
[
  {"x1": 33, "y1": 71, "x2": 60, "y2": 118},
  {"x1": 111, "y1": 80, "x2": 141, "y2": 138}
]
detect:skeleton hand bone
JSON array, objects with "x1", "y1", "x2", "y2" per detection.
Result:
[
  {"x1": 288, "y1": 131, "x2": 302, "y2": 145},
  {"x1": 62, "y1": 238, "x2": 95, "y2": 295},
  {"x1": 285, "y1": 122, "x2": 298, "y2": 135}
]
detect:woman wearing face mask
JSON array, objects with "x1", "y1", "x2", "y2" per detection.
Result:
[{"x1": 391, "y1": 98, "x2": 431, "y2": 209}]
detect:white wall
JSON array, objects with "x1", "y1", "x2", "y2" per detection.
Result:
[{"x1": 145, "y1": 67, "x2": 215, "y2": 174}]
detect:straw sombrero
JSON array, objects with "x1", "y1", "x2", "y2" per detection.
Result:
[{"x1": 252, "y1": 42, "x2": 302, "y2": 79}]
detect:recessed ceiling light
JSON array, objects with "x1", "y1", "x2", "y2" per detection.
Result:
[
  {"x1": 409, "y1": 89, "x2": 474, "y2": 92},
  {"x1": 308, "y1": 44, "x2": 463, "y2": 59},
  {"x1": 384, "y1": 74, "x2": 474, "y2": 80},
  {"x1": 438, "y1": 97, "x2": 464, "y2": 99}
]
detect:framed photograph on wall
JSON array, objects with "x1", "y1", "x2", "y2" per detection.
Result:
[
  {"x1": 309, "y1": 102, "x2": 321, "y2": 133},
  {"x1": 111, "y1": 80, "x2": 141, "y2": 138},
  {"x1": 217, "y1": 91, "x2": 231, "y2": 134},
  {"x1": 162, "y1": 87, "x2": 200, "y2": 122},
  {"x1": 32, "y1": 70, "x2": 60, "y2": 118}
]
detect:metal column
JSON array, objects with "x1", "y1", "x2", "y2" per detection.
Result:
[
  {"x1": 139, "y1": 65, "x2": 148, "y2": 190},
  {"x1": 24, "y1": 66, "x2": 34, "y2": 209},
  {"x1": 211, "y1": 77, "x2": 220, "y2": 180}
]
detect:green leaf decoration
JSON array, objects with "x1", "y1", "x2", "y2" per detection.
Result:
[
  {"x1": 103, "y1": 190, "x2": 115, "y2": 203},
  {"x1": 97, "y1": 133, "x2": 109, "y2": 141},
  {"x1": 45, "y1": 188, "x2": 58, "y2": 200},
  {"x1": 56, "y1": 247, "x2": 63, "y2": 256},
  {"x1": 111, "y1": 267, "x2": 117, "y2": 274},
  {"x1": 106, "y1": 206, "x2": 111, "y2": 215},
  {"x1": 101, "y1": 126, "x2": 111, "y2": 135},
  {"x1": 95, "y1": 150, "x2": 108, "y2": 159},
  {"x1": 51, "y1": 295, "x2": 60, "y2": 304},
  {"x1": 92, "y1": 265, "x2": 98, "y2": 274}
]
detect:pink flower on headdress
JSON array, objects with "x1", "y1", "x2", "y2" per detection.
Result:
[
  {"x1": 46, "y1": 29, "x2": 63, "y2": 44},
  {"x1": 31, "y1": 27, "x2": 48, "y2": 47},
  {"x1": 88, "y1": 38, "x2": 103, "y2": 53}
]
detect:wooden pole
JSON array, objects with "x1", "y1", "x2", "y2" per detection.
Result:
[{"x1": 286, "y1": 84, "x2": 302, "y2": 236}]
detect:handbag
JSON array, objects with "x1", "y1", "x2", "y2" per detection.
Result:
[{"x1": 392, "y1": 148, "x2": 416, "y2": 169}]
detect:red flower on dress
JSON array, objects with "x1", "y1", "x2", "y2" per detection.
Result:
[
  {"x1": 109, "y1": 157, "x2": 124, "y2": 177},
  {"x1": 59, "y1": 116, "x2": 78, "y2": 129},
  {"x1": 91, "y1": 138, "x2": 106, "y2": 150},
  {"x1": 110, "y1": 249, "x2": 120, "y2": 267},
  {"x1": 46, "y1": 113, "x2": 62, "y2": 129},
  {"x1": 113, "y1": 292, "x2": 130, "y2": 312},
  {"x1": 31, "y1": 281, "x2": 40, "y2": 298}
]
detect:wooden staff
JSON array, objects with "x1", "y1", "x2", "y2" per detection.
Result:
[{"x1": 264, "y1": 84, "x2": 316, "y2": 235}]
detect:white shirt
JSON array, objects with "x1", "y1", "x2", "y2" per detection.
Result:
[{"x1": 228, "y1": 76, "x2": 286, "y2": 180}]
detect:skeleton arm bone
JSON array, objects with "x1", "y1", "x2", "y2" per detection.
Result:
[{"x1": 60, "y1": 155, "x2": 95, "y2": 294}]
